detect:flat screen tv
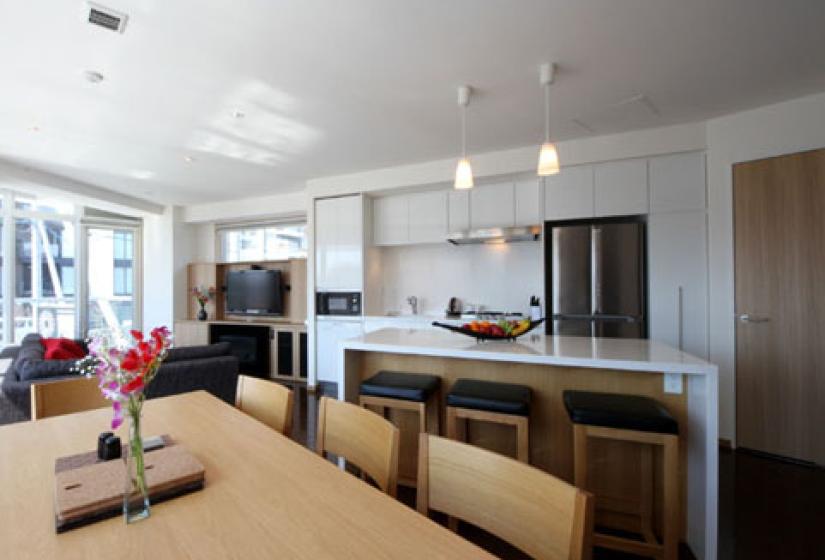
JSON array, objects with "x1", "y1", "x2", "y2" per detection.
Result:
[{"x1": 226, "y1": 269, "x2": 283, "y2": 316}]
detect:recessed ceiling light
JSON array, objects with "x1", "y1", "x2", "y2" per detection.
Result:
[
  {"x1": 184, "y1": 155, "x2": 195, "y2": 163},
  {"x1": 84, "y1": 70, "x2": 105, "y2": 83},
  {"x1": 29, "y1": 125, "x2": 40, "y2": 132},
  {"x1": 232, "y1": 110, "x2": 245, "y2": 119}
]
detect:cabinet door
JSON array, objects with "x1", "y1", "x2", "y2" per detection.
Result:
[
  {"x1": 514, "y1": 179, "x2": 542, "y2": 226},
  {"x1": 315, "y1": 320, "x2": 363, "y2": 384},
  {"x1": 448, "y1": 190, "x2": 470, "y2": 232},
  {"x1": 408, "y1": 191, "x2": 447, "y2": 243},
  {"x1": 332, "y1": 195, "x2": 363, "y2": 289},
  {"x1": 372, "y1": 195, "x2": 409, "y2": 246},
  {"x1": 649, "y1": 152, "x2": 706, "y2": 213},
  {"x1": 314, "y1": 198, "x2": 337, "y2": 290},
  {"x1": 544, "y1": 166, "x2": 594, "y2": 220},
  {"x1": 594, "y1": 159, "x2": 649, "y2": 217},
  {"x1": 173, "y1": 321, "x2": 208, "y2": 346},
  {"x1": 470, "y1": 183, "x2": 514, "y2": 229},
  {"x1": 648, "y1": 211, "x2": 708, "y2": 359}
]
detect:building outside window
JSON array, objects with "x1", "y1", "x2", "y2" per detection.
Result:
[{"x1": 219, "y1": 222, "x2": 306, "y2": 263}]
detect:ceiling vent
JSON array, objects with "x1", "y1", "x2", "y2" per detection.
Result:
[{"x1": 87, "y1": 2, "x2": 128, "y2": 33}]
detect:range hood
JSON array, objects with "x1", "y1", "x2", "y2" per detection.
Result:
[{"x1": 447, "y1": 225, "x2": 541, "y2": 245}]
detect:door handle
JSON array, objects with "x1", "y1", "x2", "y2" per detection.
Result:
[{"x1": 737, "y1": 314, "x2": 770, "y2": 323}]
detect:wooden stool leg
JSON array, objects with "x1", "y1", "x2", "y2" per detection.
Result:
[
  {"x1": 573, "y1": 424, "x2": 588, "y2": 489},
  {"x1": 446, "y1": 407, "x2": 459, "y2": 440},
  {"x1": 662, "y1": 435, "x2": 679, "y2": 560},
  {"x1": 639, "y1": 443, "x2": 656, "y2": 545},
  {"x1": 515, "y1": 416, "x2": 529, "y2": 463}
]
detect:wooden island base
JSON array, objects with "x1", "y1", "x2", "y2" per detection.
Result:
[{"x1": 343, "y1": 350, "x2": 688, "y2": 540}]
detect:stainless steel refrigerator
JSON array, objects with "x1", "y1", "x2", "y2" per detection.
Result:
[{"x1": 545, "y1": 219, "x2": 646, "y2": 338}]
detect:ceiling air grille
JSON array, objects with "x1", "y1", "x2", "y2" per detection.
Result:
[{"x1": 87, "y1": 3, "x2": 128, "y2": 33}]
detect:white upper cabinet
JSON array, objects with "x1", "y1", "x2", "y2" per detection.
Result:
[
  {"x1": 372, "y1": 195, "x2": 409, "y2": 246},
  {"x1": 408, "y1": 191, "x2": 448, "y2": 243},
  {"x1": 594, "y1": 159, "x2": 649, "y2": 217},
  {"x1": 514, "y1": 179, "x2": 542, "y2": 226},
  {"x1": 544, "y1": 166, "x2": 595, "y2": 220},
  {"x1": 649, "y1": 152, "x2": 706, "y2": 213},
  {"x1": 470, "y1": 182, "x2": 515, "y2": 229},
  {"x1": 447, "y1": 190, "x2": 470, "y2": 232},
  {"x1": 315, "y1": 195, "x2": 363, "y2": 290}
]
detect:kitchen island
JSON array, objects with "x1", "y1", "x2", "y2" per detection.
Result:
[{"x1": 340, "y1": 328, "x2": 718, "y2": 560}]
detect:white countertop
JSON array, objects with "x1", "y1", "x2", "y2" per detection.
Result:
[{"x1": 341, "y1": 328, "x2": 717, "y2": 376}]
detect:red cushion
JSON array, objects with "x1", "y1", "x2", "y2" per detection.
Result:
[{"x1": 41, "y1": 338, "x2": 87, "y2": 360}]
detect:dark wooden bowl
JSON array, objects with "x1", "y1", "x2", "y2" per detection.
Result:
[{"x1": 431, "y1": 319, "x2": 544, "y2": 342}]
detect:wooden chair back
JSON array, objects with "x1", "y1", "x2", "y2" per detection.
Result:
[
  {"x1": 235, "y1": 375, "x2": 294, "y2": 436},
  {"x1": 316, "y1": 396, "x2": 399, "y2": 497},
  {"x1": 417, "y1": 434, "x2": 594, "y2": 560},
  {"x1": 30, "y1": 376, "x2": 109, "y2": 420}
]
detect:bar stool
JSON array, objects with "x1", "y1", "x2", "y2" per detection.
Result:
[
  {"x1": 563, "y1": 390, "x2": 679, "y2": 560},
  {"x1": 446, "y1": 379, "x2": 531, "y2": 463},
  {"x1": 359, "y1": 371, "x2": 440, "y2": 487}
]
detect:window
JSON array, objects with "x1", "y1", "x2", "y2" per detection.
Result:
[
  {"x1": 0, "y1": 191, "x2": 143, "y2": 345},
  {"x1": 87, "y1": 227, "x2": 138, "y2": 339},
  {"x1": 219, "y1": 222, "x2": 306, "y2": 263}
]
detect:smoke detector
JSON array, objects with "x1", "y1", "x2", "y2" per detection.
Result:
[{"x1": 86, "y1": 2, "x2": 128, "y2": 33}]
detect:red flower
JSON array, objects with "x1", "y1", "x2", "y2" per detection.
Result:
[
  {"x1": 130, "y1": 330, "x2": 144, "y2": 342},
  {"x1": 120, "y1": 349, "x2": 143, "y2": 372},
  {"x1": 122, "y1": 376, "x2": 144, "y2": 394}
]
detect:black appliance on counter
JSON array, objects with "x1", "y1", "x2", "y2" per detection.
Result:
[
  {"x1": 316, "y1": 291, "x2": 362, "y2": 316},
  {"x1": 544, "y1": 217, "x2": 646, "y2": 338}
]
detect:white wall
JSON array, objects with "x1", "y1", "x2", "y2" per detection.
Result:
[
  {"x1": 373, "y1": 242, "x2": 543, "y2": 317},
  {"x1": 706, "y1": 90, "x2": 825, "y2": 443},
  {"x1": 142, "y1": 209, "x2": 175, "y2": 329}
]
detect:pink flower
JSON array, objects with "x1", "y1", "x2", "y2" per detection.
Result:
[{"x1": 111, "y1": 400, "x2": 124, "y2": 430}]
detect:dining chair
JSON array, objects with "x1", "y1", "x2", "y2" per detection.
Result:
[
  {"x1": 316, "y1": 396, "x2": 400, "y2": 497},
  {"x1": 235, "y1": 375, "x2": 294, "y2": 436},
  {"x1": 30, "y1": 376, "x2": 109, "y2": 420},
  {"x1": 416, "y1": 434, "x2": 594, "y2": 560}
]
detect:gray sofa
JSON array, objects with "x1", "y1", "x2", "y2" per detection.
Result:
[{"x1": 1, "y1": 334, "x2": 240, "y2": 420}]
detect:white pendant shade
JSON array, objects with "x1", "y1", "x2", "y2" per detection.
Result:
[
  {"x1": 537, "y1": 142, "x2": 560, "y2": 176},
  {"x1": 454, "y1": 157, "x2": 474, "y2": 189}
]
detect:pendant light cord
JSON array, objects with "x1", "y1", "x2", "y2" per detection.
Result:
[
  {"x1": 544, "y1": 83, "x2": 551, "y2": 143},
  {"x1": 461, "y1": 104, "x2": 467, "y2": 158}
]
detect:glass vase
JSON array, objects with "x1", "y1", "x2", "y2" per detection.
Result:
[{"x1": 124, "y1": 397, "x2": 151, "y2": 523}]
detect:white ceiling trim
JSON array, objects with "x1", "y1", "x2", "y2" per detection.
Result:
[{"x1": 0, "y1": 158, "x2": 164, "y2": 215}]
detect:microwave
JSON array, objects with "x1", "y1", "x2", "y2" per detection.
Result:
[{"x1": 316, "y1": 291, "x2": 361, "y2": 316}]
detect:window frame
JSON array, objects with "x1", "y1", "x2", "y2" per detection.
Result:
[{"x1": 216, "y1": 219, "x2": 307, "y2": 263}]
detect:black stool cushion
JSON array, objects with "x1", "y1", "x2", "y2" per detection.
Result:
[
  {"x1": 447, "y1": 379, "x2": 531, "y2": 417},
  {"x1": 563, "y1": 390, "x2": 679, "y2": 435},
  {"x1": 360, "y1": 371, "x2": 440, "y2": 402}
]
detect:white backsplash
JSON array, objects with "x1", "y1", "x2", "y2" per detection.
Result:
[{"x1": 372, "y1": 242, "x2": 543, "y2": 316}]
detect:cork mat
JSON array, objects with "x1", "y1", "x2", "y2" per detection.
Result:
[{"x1": 54, "y1": 442, "x2": 205, "y2": 532}]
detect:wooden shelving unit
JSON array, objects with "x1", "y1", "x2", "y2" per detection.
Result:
[{"x1": 176, "y1": 258, "x2": 308, "y2": 383}]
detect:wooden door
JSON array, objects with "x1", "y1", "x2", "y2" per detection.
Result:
[{"x1": 734, "y1": 148, "x2": 825, "y2": 465}]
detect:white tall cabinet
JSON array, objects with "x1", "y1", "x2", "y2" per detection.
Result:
[
  {"x1": 647, "y1": 152, "x2": 708, "y2": 359},
  {"x1": 315, "y1": 195, "x2": 363, "y2": 290},
  {"x1": 314, "y1": 194, "x2": 365, "y2": 385}
]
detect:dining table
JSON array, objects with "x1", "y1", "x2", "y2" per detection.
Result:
[{"x1": 0, "y1": 390, "x2": 491, "y2": 559}]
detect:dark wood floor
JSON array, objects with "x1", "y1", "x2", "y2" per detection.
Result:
[{"x1": 286, "y1": 382, "x2": 825, "y2": 560}]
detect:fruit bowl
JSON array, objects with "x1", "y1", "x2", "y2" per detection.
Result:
[{"x1": 432, "y1": 318, "x2": 544, "y2": 341}]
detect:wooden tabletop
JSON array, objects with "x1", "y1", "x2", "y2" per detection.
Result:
[{"x1": 0, "y1": 391, "x2": 491, "y2": 559}]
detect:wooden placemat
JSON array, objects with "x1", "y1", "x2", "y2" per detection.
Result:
[
  {"x1": 54, "y1": 442, "x2": 205, "y2": 533},
  {"x1": 54, "y1": 435, "x2": 175, "y2": 473}
]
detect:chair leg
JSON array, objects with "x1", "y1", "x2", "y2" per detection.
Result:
[
  {"x1": 573, "y1": 424, "x2": 588, "y2": 489},
  {"x1": 515, "y1": 416, "x2": 529, "y2": 463},
  {"x1": 662, "y1": 435, "x2": 679, "y2": 560},
  {"x1": 418, "y1": 402, "x2": 427, "y2": 434},
  {"x1": 446, "y1": 406, "x2": 459, "y2": 440},
  {"x1": 639, "y1": 443, "x2": 656, "y2": 545}
]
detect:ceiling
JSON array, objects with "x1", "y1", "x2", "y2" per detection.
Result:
[{"x1": 1, "y1": 1, "x2": 824, "y2": 206}]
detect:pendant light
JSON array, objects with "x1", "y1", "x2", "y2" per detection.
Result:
[
  {"x1": 537, "y1": 63, "x2": 560, "y2": 176},
  {"x1": 454, "y1": 85, "x2": 474, "y2": 190}
]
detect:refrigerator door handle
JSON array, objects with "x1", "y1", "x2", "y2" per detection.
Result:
[{"x1": 591, "y1": 226, "x2": 602, "y2": 316}]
